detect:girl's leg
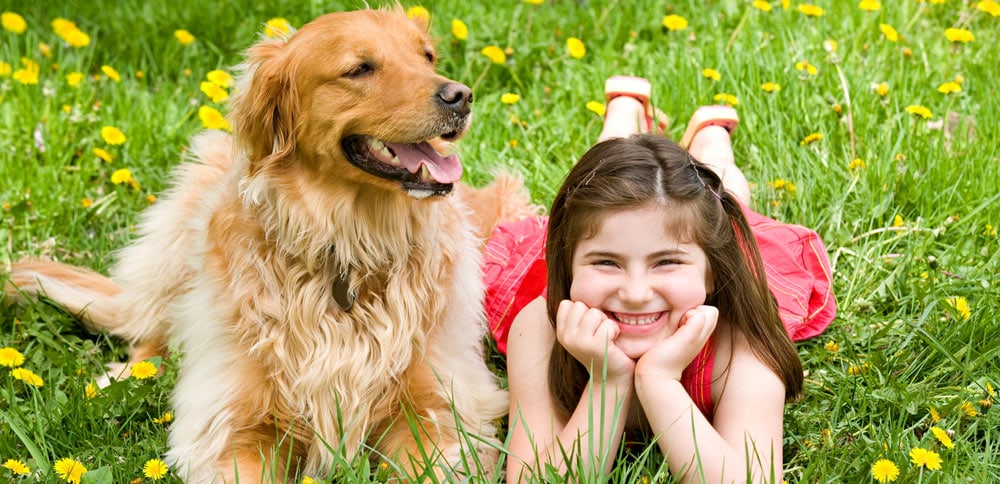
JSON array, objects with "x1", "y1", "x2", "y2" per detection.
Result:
[
  {"x1": 687, "y1": 123, "x2": 752, "y2": 207},
  {"x1": 598, "y1": 96, "x2": 648, "y2": 142}
]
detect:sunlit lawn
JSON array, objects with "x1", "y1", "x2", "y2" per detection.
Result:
[{"x1": 2, "y1": 0, "x2": 998, "y2": 482}]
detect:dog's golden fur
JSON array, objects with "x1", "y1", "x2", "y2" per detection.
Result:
[{"x1": 6, "y1": 8, "x2": 533, "y2": 482}]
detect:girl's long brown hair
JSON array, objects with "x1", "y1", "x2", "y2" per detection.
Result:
[{"x1": 545, "y1": 134, "x2": 803, "y2": 418}]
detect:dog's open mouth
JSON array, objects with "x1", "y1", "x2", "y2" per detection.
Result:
[{"x1": 342, "y1": 136, "x2": 462, "y2": 198}]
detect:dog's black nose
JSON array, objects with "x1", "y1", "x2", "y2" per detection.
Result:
[{"x1": 437, "y1": 82, "x2": 473, "y2": 114}]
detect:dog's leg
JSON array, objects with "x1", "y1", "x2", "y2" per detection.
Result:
[{"x1": 377, "y1": 358, "x2": 506, "y2": 481}]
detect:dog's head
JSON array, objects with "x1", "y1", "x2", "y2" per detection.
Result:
[{"x1": 230, "y1": 9, "x2": 471, "y2": 198}]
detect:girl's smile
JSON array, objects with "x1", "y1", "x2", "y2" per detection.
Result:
[{"x1": 569, "y1": 204, "x2": 711, "y2": 359}]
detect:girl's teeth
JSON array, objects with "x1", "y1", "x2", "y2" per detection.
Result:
[{"x1": 614, "y1": 313, "x2": 660, "y2": 325}]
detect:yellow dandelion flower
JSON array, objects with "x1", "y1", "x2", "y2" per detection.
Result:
[
  {"x1": 701, "y1": 68, "x2": 721, "y2": 81},
  {"x1": 876, "y1": 82, "x2": 889, "y2": 97},
  {"x1": 892, "y1": 214, "x2": 904, "y2": 227},
  {"x1": 143, "y1": 459, "x2": 168, "y2": 480},
  {"x1": 859, "y1": 0, "x2": 881, "y2": 11},
  {"x1": 101, "y1": 65, "x2": 120, "y2": 82},
  {"x1": 662, "y1": 14, "x2": 688, "y2": 31},
  {"x1": 110, "y1": 168, "x2": 134, "y2": 186},
  {"x1": 930, "y1": 407, "x2": 941, "y2": 422},
  {"x1": 905, "y1": 105, "x2": 933, "y2": 119},
  {"x1": 66, "y1": 71, "x2": 85, "y2": 87},
  {"x1": 199, "y1": 106, "x2": 232, "y2": 131},
  {"x1": 146, "y1": 194, "x2": 157, "y2": 204},
  {"x1": 909, "y1": 448, "x2": 942, "y2": 470},
  {"x1": 0, "y1": 60, "x2": 10, "y2": 77},
  {"x1": 797, "y1": 4, "x2": 826, "y2": 16},
  {"x1": 174, "y1": 29, "x2": 195, "y2": 46},
  {"x1": 880, "y1": 23, "x2": 899, "y2": 42},
  {"x1": 54, "y1": 458, "x2": 86, "y2": 483},
  {"x1": 85, "y1": 382, "x2": 98, "y2": 398},
  {"x1": 302, "y1": 477, "x2": 317, "y2": 484},
  {"x1": 871, "y1": 459, "x2": 899, "y2": 483},
  {"x1": 0, "y1": 347, "x2": 25, "y2": 367},
  {"x1": 11, "y1": 367, "x2": 44, "y2": 386},
  {"x1": 38, "y1": 42, "x2": 52, "y2": 58},
  {"x1": 200, "y1": 81, "x2": 229, "y2": 103},
  {"x1": 795, "y1": 60, "x2": 818, "y2": 76},
  {"x1": 988, "y1": 382, "x2": 996, "y2": 397},
  {"x1": 13, "y1": 57, "x2": 39, "y2": 85},
  {"x1": 978, "y1": 0, "x2": 1000, "y2": 16},
  {"x1": 524, "y1": 0, "x2": 544, "y2": 4},
  {"x1": 800, "y1": 133, "x2": 824, "y2": 145},
  {"x1": 752, "y1": 0, "x2": 773, "y2": 12},
  {"x1": 153, "y1": 412, "x2": 173, "y2": 424},
  {"x1": 101, "y1": 126, "x2": 126, "y2": 145},
  {"x1": 825, "y1": 341, "x2": 839, "y2": 352},
  {"x1": 93, "y1": 147, "x2": 112, "y2": 162},
  {"x1": 586, "y1": 101, "x2": 606, "y2": 116},
  {"x1": 2, "y1": 11, "x2": 27, "y2": 34},
  {"x1": 206, "y1": 69, "x2": 233, "y2": 88},
  {"x1": 53, "y1": 18, "x2": 91, "y2": 48},
  {"x1": 63, "y1": 28, "x2": 90, "y2": 48},
  {"x1": 451, "y1": 19, "x2": 468, "y2": 40},
  {"x1": 946, "y1": 296, "x2": 971, "y2": 320},
  {"x1": 264, "y1": 18, "x2": 292, "y2": 39},
  {"x1": 761, "y1": 82, "x2": 781, "y2": 92},
  {"x1": 937, "y1": 81, "x2": 961, "y2": 94},
  {"x1": 81, "y1": 197, "x2": 93, "y2": 208},
  {"x1": 713, "y1": 93, "x2": 739, "y2": 106},
  {"x1": 945, "y1": 28, "x2": 973, "y2": 43},
  {"x1": 961, "y1": 400, "x2": 978, "y2": 417},
  {"x1": 930, "y1": 426, "x2": 954, "y2": 448},
  {"x1": 509, "y1": 139, "x2": 519, "y2": 148},
  {"x1": 52, "y1": 18, "x2": 76, "y2": 36},
  {"x1": 406, "y1": 6, "x2": 430, "y2": 24},
  {"x1": 3, "y1": 459, "x2": 30, "y2": 476},
  {"x1": 849, "y1": 158, "x2": 866, "y2": 171},
  {"x1": 481, "y1": 45, "x2": 506, "y2": 64},
  {"x1": 566, "y1": 37, "x2": 586, "y2": 59},
  {"x1": 500, "y1": 93, "x2": 520, "y2": 105},
  {"x1": 131, "y1": 360, "x2": 158, "y2": 380}
]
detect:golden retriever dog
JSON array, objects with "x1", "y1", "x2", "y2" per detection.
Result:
[{"x1": 6, "y1": 7, "x2": 528, "y2": 482}]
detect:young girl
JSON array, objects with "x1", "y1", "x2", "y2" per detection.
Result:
[{"x1": 490, "y1": 77, "x2": 835, "y2": 482}]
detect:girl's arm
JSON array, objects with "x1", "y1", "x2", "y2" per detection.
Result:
[
  {"x1": 635, "y1": 324, "x2": 786, "y2": 483},
  {"x1": 506, "y1": 297, "x2": 634, "y2": 482}
]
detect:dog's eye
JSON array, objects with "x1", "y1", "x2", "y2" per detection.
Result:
[
  {"x1": 424, "y1": 51, "x2": 435, "y2": 64},
  {"x1": 345, "y1": 61, "x2": 375, "y2": 78}
]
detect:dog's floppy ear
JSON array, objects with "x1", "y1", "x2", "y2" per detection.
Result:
[{"x1": 229, "y1": 37, "x2": 299, "y2": 175}]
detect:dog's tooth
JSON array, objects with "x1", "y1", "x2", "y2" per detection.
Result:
[{"x1": 420, "y1": 165, "x2": 431, "y2": 180}]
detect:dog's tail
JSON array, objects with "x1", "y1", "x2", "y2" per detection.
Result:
[{"x1": 5, "y1": 259, "x2": 122, "y2": 332}]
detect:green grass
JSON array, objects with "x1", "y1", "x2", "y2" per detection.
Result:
[{"x1": 2, "y1": 0, "x2": 998, "y2": 482}]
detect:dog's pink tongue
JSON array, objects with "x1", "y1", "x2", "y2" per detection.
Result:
[{"x1": 385, "y1": 142, "x2": 462, "y2": 184}]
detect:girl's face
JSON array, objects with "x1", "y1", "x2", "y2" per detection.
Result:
[{"x1": 569, "y1": 205, "x2": 712, "y2": 360}]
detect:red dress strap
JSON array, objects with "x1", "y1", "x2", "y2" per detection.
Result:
[{"x1": 679, "y1": 335, "x2": 716, "y2": 419}]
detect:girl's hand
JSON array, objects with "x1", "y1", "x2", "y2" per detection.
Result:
[
  {"x1": 556, "y1": 299, "x2": 635, "y2": 383},
  {"x1": 635, "y1": 305, "x2": 718, "y2": 382}
]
